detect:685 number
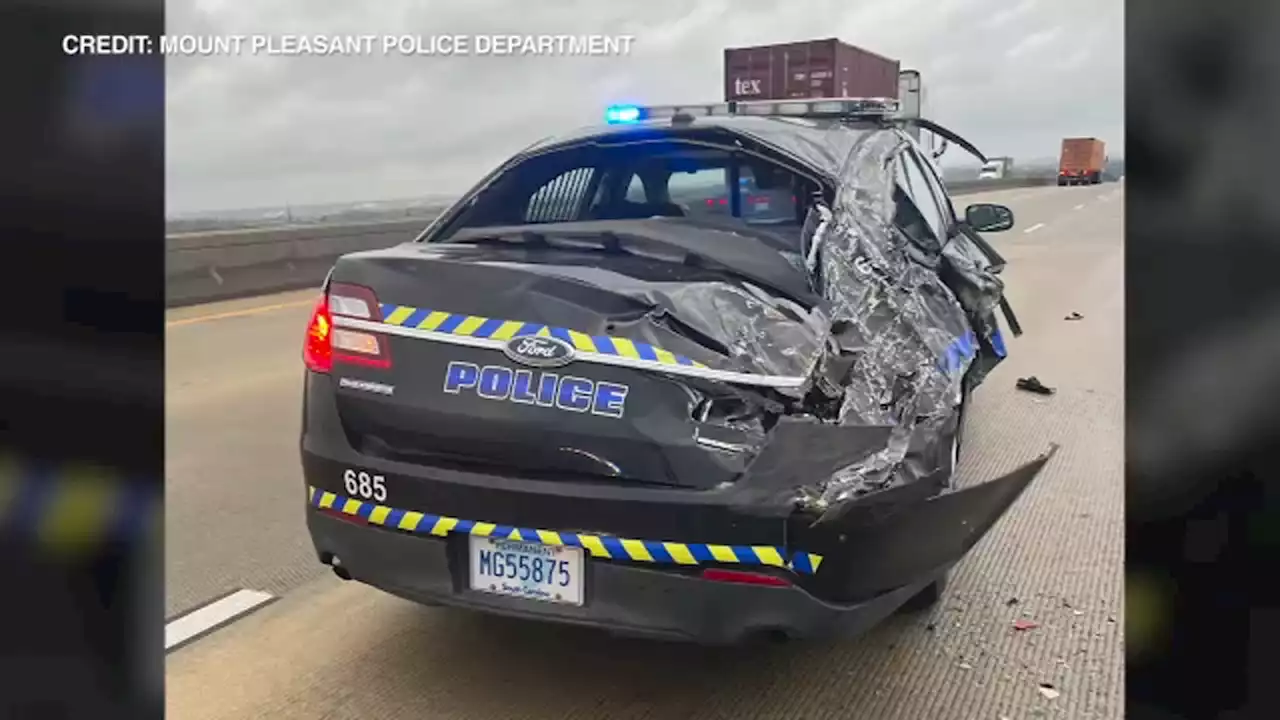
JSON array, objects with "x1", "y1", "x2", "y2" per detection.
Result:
[{"x1": 343, "y1": 469, "x2": 387, "y2": 502}]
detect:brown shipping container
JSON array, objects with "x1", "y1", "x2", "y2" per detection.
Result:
[
  {"x1": 724, "y1": 38, "x2": 900, "y2": 102},
  {"x1": 1059, "y1": 137, "x2": 1107, "y2": 174}
]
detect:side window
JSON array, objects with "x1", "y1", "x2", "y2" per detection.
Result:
[
  {"x1": 894, "y1": 152, "x2": 947, "y2": 242},
  {"x1": 525, "y1": 167, "x2": 595, "y2": 223},
  {"x1": 910, "y1": 148, "x2": 957, "y2": 228}
]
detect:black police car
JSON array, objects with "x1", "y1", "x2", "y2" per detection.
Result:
[{"x1": 299, "y1": 97, "x2": 1054, "y2": 643}]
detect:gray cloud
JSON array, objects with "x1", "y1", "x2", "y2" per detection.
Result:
[{"x1": 166, "y1": 0, "x2": 1123, "y2": 213}]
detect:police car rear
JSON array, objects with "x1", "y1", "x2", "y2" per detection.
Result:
[{"x1": 297, "y1": 97, "x2": 1047, "y2": 644}]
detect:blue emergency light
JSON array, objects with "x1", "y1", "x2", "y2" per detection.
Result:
[{"x1": 604, "y1": 105, "x2": 642, "y2": 124}]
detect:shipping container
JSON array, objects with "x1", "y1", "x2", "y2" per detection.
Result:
[
  {"x1": 1058, "y1": 138, "x2": 1106, "y2": 185},
  {"x1": 723, "y1": 38, "x2": 900, "y2": 103}
]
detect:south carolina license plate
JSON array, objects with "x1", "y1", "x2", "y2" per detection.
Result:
[{"x1": 468, "y1": 536, "x2": 584, "y2": 606}]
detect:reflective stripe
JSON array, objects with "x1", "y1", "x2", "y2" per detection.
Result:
[
  {"x1": 334, "y1": 315, "x2": 808, "y2": 390},
  {"x1": 307, "y1": 486, "x2": 822, "y2": 574}
]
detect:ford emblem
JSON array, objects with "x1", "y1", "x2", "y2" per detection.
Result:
[{"x1": 502, "y1": 334, "x2": 576, "y2": 368}]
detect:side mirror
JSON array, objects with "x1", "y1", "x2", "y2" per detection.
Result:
[{"x1": 964, "y1": 203, "x2": 1014, "y2": 232}]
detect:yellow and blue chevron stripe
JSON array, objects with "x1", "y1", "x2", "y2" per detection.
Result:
[
  {"x1": 0, "y1": 453, "x2": 158, "y2": 558},
  {"x1": 378, "y1": 303, "x2": 708, "y2": 370},
  {"x1": 309, "y1": 486, "x2": 823, "y2": 574}
]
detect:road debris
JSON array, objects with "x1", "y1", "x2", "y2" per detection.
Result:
[
  {"x1": 1037, "y1": 683, "x2": 1060, "y2": 700},
  {"x1": 1013, "y1": 619, "x2": 1040, "y2": 631},
  {"x1": 1064, "y1": 311, "x2": 1084, "y2": 321},
  {"x1": 1016, "y1": 376, "x2": 1055, "y2": 395}
]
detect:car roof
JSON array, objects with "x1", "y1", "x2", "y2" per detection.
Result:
[{"x1": 519, "y1": 115, "x2": 897, "y2": 184}]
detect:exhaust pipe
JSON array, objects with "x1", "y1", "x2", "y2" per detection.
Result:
[{"x1": 326, "y1": 553, "x2": 352, "y2": 581}]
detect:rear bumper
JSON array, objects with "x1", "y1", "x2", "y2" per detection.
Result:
[
  {"x1": 307, "y1": 510, "x2": 939, "y2": 644},
  {"x1": 300, "y1": 371, "x2": 1054, "y2": 642}
]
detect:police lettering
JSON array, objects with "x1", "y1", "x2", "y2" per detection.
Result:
[{"x1": 442, "y1": 362, "x2": 628, "y2": 418}]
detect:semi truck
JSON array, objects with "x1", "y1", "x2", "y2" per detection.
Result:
[
  {"x1": 1058, "y1": 138, "x2": 1106, "y2": 185},
  {"x1": 978, "y1": 157, "x2": 1014, "y2": 180}
]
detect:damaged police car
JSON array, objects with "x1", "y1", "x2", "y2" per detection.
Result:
[{"x1": 299, "y1": 97, "x2": 1055, "y2": 644}]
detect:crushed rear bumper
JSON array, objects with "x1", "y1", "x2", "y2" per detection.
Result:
[{"x1": 307, "y1": 510, "x2": 941, "y2": 644}]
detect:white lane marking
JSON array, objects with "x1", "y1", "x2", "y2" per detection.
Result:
[
  {"x1": 1074, "y1": 204, "x2": 1085, "y2": 210},
  {"x1": 166, "y1": 589, "x2": 275, "y2": 651},
  {"x1": 1023, "y1": 222, "x2": 1046, "y2": 234}
]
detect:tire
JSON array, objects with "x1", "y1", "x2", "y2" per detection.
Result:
[{"x1": 1057, "y1": 179, "x2": 1066, "y2": 186}]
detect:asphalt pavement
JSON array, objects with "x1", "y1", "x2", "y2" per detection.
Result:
[{"x1": 165, "y1": 183, "x2": 1125, "y2": 719}]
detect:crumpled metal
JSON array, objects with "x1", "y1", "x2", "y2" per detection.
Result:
[
  {"x1": 515, "y1": 117, "x2": 1012, "y2": 507},
  {"x1": 790, "y1": 127, "x2": 1009, "y2": 506}
]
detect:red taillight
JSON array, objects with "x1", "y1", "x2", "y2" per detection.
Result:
[
  {"x1": 302, "y1": 282, "x2": 391, "y2": 373},
  {"x1": 700, "y1": 568, "x2": 793, "y2": 587},
  {"x1": 303, "y1": 297, "x2": 333, "y2": 373}
]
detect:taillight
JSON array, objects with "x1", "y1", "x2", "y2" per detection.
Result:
[
  {"x1": 302, "y1": 282, "x2": 392, "y2": 373},
  {"x1": 700, "y1": 568, "x2": 793, "y2": 587},
  {"x1": 303, "y1": 297, "x2": 332, "y2": 373}
]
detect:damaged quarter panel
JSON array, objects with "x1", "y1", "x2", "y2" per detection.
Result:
[{"x1": 784, "y1": 130, "x2": 977, "y2": 506}]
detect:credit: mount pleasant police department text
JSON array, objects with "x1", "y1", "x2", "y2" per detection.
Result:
[{"x1": 62, "y1": 34, "x2": 637, "y2": 56}]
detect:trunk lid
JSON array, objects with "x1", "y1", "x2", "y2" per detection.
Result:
[{"x1": 324, "y1": 237, "x2": 826, "y2": 490}]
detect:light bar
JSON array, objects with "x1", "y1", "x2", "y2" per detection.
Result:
[
  {"x1": 604, "y1": 97, "x2": 901, "y2": 124},
  {"x1": 604, "y1": 105, "x2": 641, "y2": 124}
]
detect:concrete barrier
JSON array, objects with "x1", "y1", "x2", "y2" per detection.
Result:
[{"x1": 166, "y1": 176, "x2": 1054, "y2": 307}]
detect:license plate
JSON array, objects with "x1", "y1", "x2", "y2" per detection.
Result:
[{"x1": 468, "y1": 536, "x2": 584, "y2": 606}]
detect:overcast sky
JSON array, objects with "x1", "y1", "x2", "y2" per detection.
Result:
[{"x1": 165, "y1": 0, "x2": 1123, "y2": 214}]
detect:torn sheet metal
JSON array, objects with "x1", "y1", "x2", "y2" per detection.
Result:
[{"x1": 783, "y1": 127, "x2": 1013, "y2": 508}]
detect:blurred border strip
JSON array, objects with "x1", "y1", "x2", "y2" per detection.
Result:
[{"x1": 0, "y1": 452, "x2": 158, "y2": 558}]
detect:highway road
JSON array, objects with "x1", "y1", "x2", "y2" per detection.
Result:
[{"x1": 165, "y1": 183, "x2": 1125, "y2": 719}]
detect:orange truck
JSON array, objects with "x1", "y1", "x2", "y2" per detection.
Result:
[{"x1": 1057, "y1": 137, "x2": 1107, "y2": 185}]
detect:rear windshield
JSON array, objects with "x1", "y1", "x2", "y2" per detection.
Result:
[{"x1": 430, "y1": 140, "x2": 820, "y2": 240}]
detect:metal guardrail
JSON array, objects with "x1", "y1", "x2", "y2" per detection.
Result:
[{"x1": 166, "y1": 176, "x2": 1055, "y2": 307}]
